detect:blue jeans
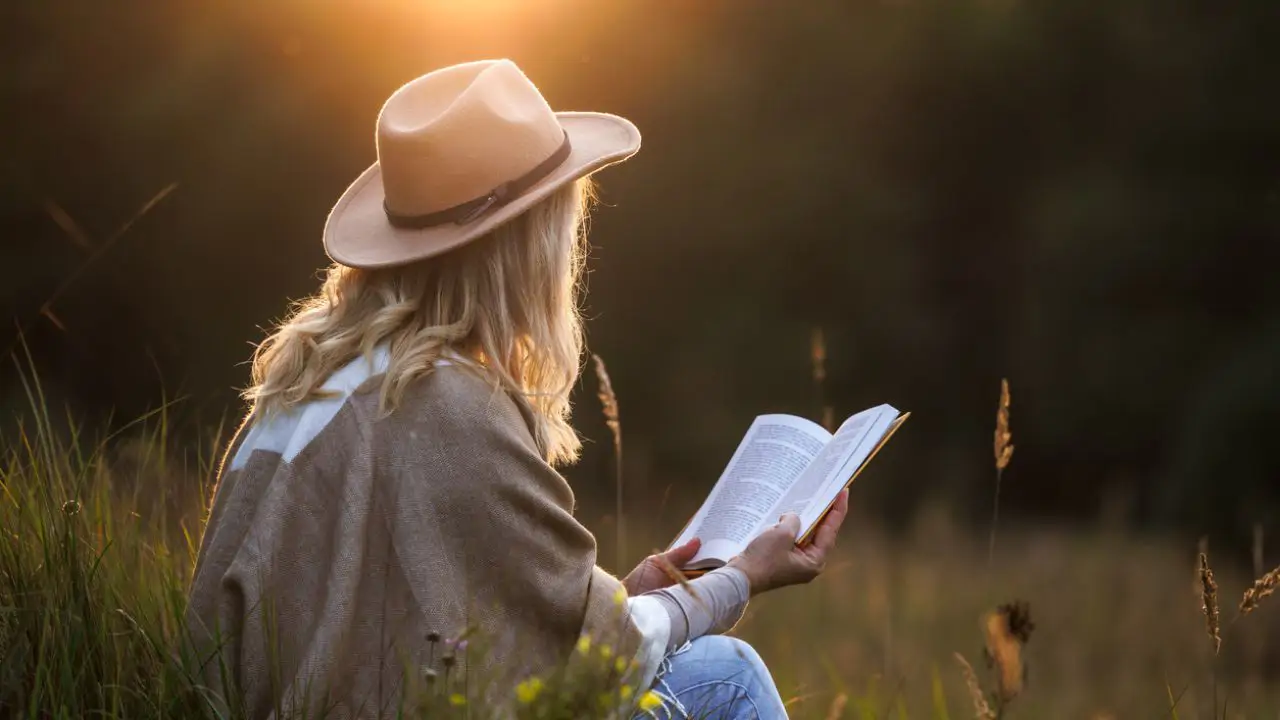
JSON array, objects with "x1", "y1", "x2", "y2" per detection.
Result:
[{"x1": 635, "y1": 636, "x2": 788, "y2": 719}]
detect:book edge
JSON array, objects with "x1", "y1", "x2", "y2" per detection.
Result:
[
  {"x1": 796, "y1": 411, "x2": 911, "y2": 546},
  {"x1": 668, "y1": 409, "x2": 909, "y2": 564}
]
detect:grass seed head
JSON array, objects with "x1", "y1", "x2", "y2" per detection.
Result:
[
  {"x1": 1240, "y1": 563, "x2": 1280, "y2": 617},
  {"x1": 1000, "y1": 600, "x2": 1036, "y2": 644},
  {"x1": 954, "y1": 652, "x2": 996, "y2": 720},
  {"x1": 1199, "y1": 552, "x2": 1221, "y2": 654},
  {"x1": 591, "y1": 353, "x2": 621, "y2": 443},
  {"x1": 994, "y1": 379, "x2": 1014, "y2": 471},
  {"x1": 983, "y1": 602, "x2": 1034, "y2": 702}
]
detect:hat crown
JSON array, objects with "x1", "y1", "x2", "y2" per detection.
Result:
[{"x1": 376, "y1": 60, "x2": 566, "y2": 216}]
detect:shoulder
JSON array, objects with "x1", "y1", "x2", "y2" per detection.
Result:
[
  {"x1": 365, "y1": 363, "x2": 574, "y2": 508},
  {"x1": 360, "y1": 362, "x2": 540, "y2": 456},
  {"x1": 413, "y1": 363, "x2": 529, "y2": 429}
]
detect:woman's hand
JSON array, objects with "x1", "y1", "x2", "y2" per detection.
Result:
[
  {"x1": 623, "y1": 538, "x2": 703, "y2": 596},
  {"x1": 727, "y1": 489, "x2": 849, "y2": 595}
]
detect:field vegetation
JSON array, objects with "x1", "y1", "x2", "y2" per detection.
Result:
[{"x1": 4, "y1": 358, "x2": 1280, "y2": 719}]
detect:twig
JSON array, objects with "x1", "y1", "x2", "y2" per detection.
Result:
[{"x1": 3, "y1": 182, "x2": 178, "y2": 363}]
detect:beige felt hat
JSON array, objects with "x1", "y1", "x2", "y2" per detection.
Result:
[{"x1": 324, "y1": 59, "x2": 641, "y2": 269}]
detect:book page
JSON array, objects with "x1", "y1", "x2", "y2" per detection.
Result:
[
  {"x1": 768, "y1": 409, "x2": 879, "y2": 520},
  {"x1": 796, "y1": 412, "x2": 909, "y2": 545},
  {"x1": 673, "y1": 414, "x2": 831, "y2": 566},
  {"x1": 792, "y1": 404, "x2": 900, "y2": 537}
]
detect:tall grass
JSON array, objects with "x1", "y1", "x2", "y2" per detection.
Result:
[
  {"x1": 0, "y1": 364, "x2": 653, "y2": 719},
  {"x1": 5, "y1": 352, "x2": 1280, "y2": 718},
  {"x1": 0, "y1": 363, "x2": 214, "y2": 717}
]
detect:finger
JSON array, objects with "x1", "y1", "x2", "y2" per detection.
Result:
[
  {"x1": 652, "y1": 551, "x2": 693, "y2": 591},
  {"x1": 810, "y1": 490, "x2": 849, "y2": 553},
  {"x1": 776, "y1": 512, "x2": 802, "y2": 540},
  {"x1": 660, "y1": 538, "x2": 702, "y2": 567}
]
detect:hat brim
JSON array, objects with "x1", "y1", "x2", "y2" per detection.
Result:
[{"x1": 323, "y1": 112, "x2": 640, "y2": 270}]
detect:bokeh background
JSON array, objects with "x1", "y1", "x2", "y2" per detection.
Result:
[{"x1": 4, "y1": 1, "x2": 1280, "y2": 715}]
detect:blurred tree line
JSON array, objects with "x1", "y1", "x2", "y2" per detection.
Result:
[{"x1": 2, "y1": 0, "x2": 1277, "y2": 554}]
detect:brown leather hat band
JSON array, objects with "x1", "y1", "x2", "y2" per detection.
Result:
[{"x1": 383, "y1": 131, "x2": 572, "y2": 229}]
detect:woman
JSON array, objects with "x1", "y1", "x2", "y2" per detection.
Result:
[{"x1": 187, "y1": 59, "x2": 848, "y2": 720}]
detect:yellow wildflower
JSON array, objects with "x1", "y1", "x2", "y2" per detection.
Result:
[
  {"x1": 614, "y1": 657, "x2": 628, "y2": 674},
  {"x1": 516, "y1": 677, "x2": 544, "y2": 705},
  {"x1": 449, "y1": 693, "x2": 466, "y2": 706},
  {"x1": 620, "y1": 685, "x2": 634, "y2": 700},
  {"x1": 638, "y1": 690, "x2": 663, "y2": 712},
  {"x1": 576, "y1": 635, "x2": 592, "y2": 655},
  {"x1": 600, "y1": 644, "x2": 613, "y2": 660}
]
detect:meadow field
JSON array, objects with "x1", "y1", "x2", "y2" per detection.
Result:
[
  {"x1": 629, "y1": 508, "x2": 1280, "y2": 719},
  {"x1": 4, "y1": 370, "x2": 1280, "y2": 720}
]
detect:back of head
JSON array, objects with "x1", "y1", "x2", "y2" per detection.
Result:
[{"x1": 246, "y1": 178, "x2": 594, "y2": 466}]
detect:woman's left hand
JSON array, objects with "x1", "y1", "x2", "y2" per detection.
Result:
[{"x1": 623, "y1": 538, "x2": 702, "y2": 596}]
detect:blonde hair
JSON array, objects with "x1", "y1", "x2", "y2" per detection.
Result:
[{"x1": 244, "y1": 179, "x2": 594, "y2": 466}]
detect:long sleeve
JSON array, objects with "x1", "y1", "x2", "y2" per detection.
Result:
[
  {"x1": 187, "y1": 356, "x2": 658, "y2": 719},
  {"x1": 379, "y1": 367, "x2": 646, "y2": 688},
  {"x1": 630, "y1": 567, "x2": 750, "y2": 653}
]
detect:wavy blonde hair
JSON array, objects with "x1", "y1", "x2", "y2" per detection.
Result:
[{"x1": 244, "y1": 178, "x2": 594, "y2": 466}]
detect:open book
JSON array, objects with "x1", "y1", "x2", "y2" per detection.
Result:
[{"x1": 670, "y1": 404, "x2": 908, "y2": 572}]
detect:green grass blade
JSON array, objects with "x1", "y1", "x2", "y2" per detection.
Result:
[{"x1": 931, "y1": 664, "x2": 951, "y2": 720}]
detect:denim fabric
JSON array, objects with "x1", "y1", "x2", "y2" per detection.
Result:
[{"x1": 634, "y1": 636, "x2": 788, "y2": 719}]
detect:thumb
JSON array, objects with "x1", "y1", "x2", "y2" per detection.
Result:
[
  {"x1": 660, "y1": 537, "x2": 702, "y2": 567},
  {"x1": 776, "y1": 513, "x2": 802, "y2": 541}
]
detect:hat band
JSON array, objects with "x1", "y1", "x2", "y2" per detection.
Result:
[{"x1": 383, "y1": 131, "x2": 572, "y2": 229}]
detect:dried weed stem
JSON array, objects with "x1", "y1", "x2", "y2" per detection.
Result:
[
  {"x1": 1240, "y1": 563, "x2": 1280, "y2": 618},
  {"x1": 1199, "y1": 552, "x2": 1221, "y2": 654},
  {"x1": 988, "y1": 378, "x2": 1014, "y2": 569},
  {"x1": 954, "y1": 652, "x2": 996, "y2": 720},
  {"x1": 592, "y1": 353, "x2": 623, "y2": 574}
]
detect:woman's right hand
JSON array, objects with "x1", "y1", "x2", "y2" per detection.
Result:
[{"x1": 727, "y1": 489, "x2": 849, "y2": 595}]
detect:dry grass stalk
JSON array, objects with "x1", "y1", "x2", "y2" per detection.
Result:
[
  {"x1": 982, "y1": 601, "x2": 1034, "y2": 703},
  {"x1": 592, "y1": 353, "x2": 621, "y2": 441},
  {"x1": 824, "y1": 692, "x2": 847, "y2": 720},
  {"x1": 652, "y1": 550, "x2": 693, "y2": 592},
  {"x1": 954, "y1": 652, "x2": 996, "y2": 720},
  {"x1": 811, "y1": 327, "x2": 834, "y2": 433},
  {"x1": 1199, "y1": 552, "x2": 1221, "y2": 653},
  {"x1": 1239, "y1": 563, "x2": 1280, "y2": 617},
  {"x1": 43, "y1": 198, "x2": 92, "y2": 249},
  {"x1": 994, "y1": 379, "x2": 1014, "y2": 471},
  {"x1": 1253, "y1": 523, "x2": 1264, "y2": 579},
  {"x1": 810, "y1": 327, "x2": 827, "y2": 383},
  {"x1": 39, "y1": 305, "x2": 67, "y2": 332},
  {"x1": 592, "y1": 353, "x2": 624, "y2": 574},
  {"x1": 988, "y1": 379, "x2": 1014, "y2": 569},
  {"x1": 4, "y1": 182, "x2": 178, "y2": 364},
  {"x1": 652, "y1": 550, "x2": 700, "y2": 613},
  {"x1": 1194, "y1": 536, "x2": 1208, "y2": 597}
]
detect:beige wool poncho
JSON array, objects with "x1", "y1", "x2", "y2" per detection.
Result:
[{"x1": 186, "y1": 350, "x2": 666, "y2": 719}]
